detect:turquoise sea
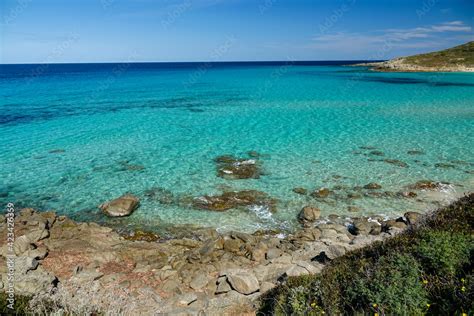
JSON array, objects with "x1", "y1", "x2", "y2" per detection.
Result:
[{"x1": 1, "y1": 62, "x2": 473, "y2": 235}]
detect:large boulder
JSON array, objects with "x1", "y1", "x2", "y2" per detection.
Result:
[
  {"x1": 226, "y1": 270, "x2": 259, "y2": 295},
  {"x1": 298, "y1": 206, "x2": 321, "y2": 226},
  {"x1": 404, "y1": 211, "x2": 422, "y2": 225},
  {"x1": 99, "y1": 194, "x2": 140, "y2": 217}
]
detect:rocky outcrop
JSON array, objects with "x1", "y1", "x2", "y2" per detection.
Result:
[
  {"x1": 0, "y1": 207, "x2": 422, "y2": 315},
  {"x1": 99, "y1": 194, "x2": 140, "y2": 217}
]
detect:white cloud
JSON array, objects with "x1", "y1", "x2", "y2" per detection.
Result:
[{"x1": 309, "y1": 21, "x2": 473, "y2": 59}]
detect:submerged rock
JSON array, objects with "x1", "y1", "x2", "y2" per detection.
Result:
[
  {"x1": 99, "y1": 194, "x2": 140, "y2": 217},
  {"x1": 193, "y1": 190, "x2": 276, "y2": 212},
  {"x1": 310, "y1": 188, "x2": 331, "y2": 199},
  {"x1": 434, "y1": 163, "x2": 456, "y2": 169},
  {"x1": 397, "y1": 191, "x2": 418, "y2": 198},
  {"x1": 48, "y1": 149, "x2": 65, "y2": 154},
  {"x1": 369, "y1": 150, "x2": 384, "y2": 156},
  {"x1": 363, "y1": 183, "x2": 382, "y2": 190},
  {"x1": 407, "y1": 150, "x2": 425, "y2": 155},
  {"x1": 408, "y1": 180, "x2": 445, "y2": 190},
  {"x1": 144, "y1": 187, "x2": 174, "y2": 204},
  {"x1": 384, "y1": 159, "x2": 408, "y2": 168},
  {"x1": 292, "y1": 187, "x2": 308, "y2": 195},
  {"x1": 215, "y1": 155, "x2": 262, "y2": 180}
]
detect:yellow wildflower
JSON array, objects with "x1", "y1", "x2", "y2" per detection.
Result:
[
  {"x1": 461, "y1": 278, "x2": 465, "y2": 283},
  {"x1": 372, "y1": 303, "x2": 378, "y2": 308},
  {"x1": 422, "y1": 279, "x2": 428, "y2": 284},
  {"x1": 311, "y1": 302, "x2": 316, "y2": 307},
  {"x1": 374, "y1": 313, "x2": 379, "y2": 316},
  {"x1": 426, "y1": 303, "x2": 430, "y2": 308},
  {"x1": 461, "y1": 286, "x2": 466, "y2": 292}
]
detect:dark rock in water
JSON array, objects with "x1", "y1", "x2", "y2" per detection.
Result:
[
  {"x1": 144, "y1": 187, "x2": 174, "y2": 204},
  {"x1": 397, "y1": 191, "x2": 417, "y2": 198},
  {"x1": 99, "y1": 194, "x2": 140, "y2": 217},
  {"x1": 292, "y1": 187, "x2": 308, "y2": 195},
  {"x1": 118, "y1": 160, "x2": 145, "y2": 172},
  {"x1": 193, "y1": 190, "x2": 277, "y2": 212},
  {"x1": 347, "y1": 192, "x2": 362, "y2": 200},
  {"x1": 215, "y1": 155, "x2": 262, "y2": 180},
  {"x1": 434, "y1": 163, "x2": 456, "y2": 169},
  {"x1": 384, "y1": 159, "x2": 408, "y2": 168},
  {"x1": 188, "y1": 108, "x2": 205, "y2": 113},
  {"x1": 408, "y1": 180, "x2": 445, "y2": 190},
  {"x1": 298, "y1": 206, "x2": 321, "y2": 226},
  {"x1": 360, "y1": 146, "x2": 377, "y2": 150},
  {"x1": 215, "y1": 155, "x2": 237, "y2": 164},
  {"x1": 347, "y1": 205, "x2": 360, "y2": 212},
  {"x1": 404, "y1": 211, "x2": 421, "y2": 225},
  {"x1": 247, "y1": 151, "x2": 260, "y2": 158},
  {"x1": 49, "y1": 149, "x2": 65, "y2": 154},
  {"x1": 364, "y1": 183, "x2": 382, "y2": 190},
  {"x1": 369, "y1": 150, "x2": 384, "y2": 156},
  {"x1": 310, "y1": 188, "x2": 331, "y2": 199},
  {"x1": 407, "y1": 150, "x2": 425, "y2": 155}
]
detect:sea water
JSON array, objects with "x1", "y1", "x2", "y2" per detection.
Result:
[{"x1": 1, "y1": 62, "x2": 473, "y2": 234}]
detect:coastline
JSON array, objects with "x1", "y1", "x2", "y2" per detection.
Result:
[
  {"x1": 1, "y1": 189, "x2": 469, "y2": 314},
  {"x1": 351, "y1": 58, "x2": 474, "y2": 73}
]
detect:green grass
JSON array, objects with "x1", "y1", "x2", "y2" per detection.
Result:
[
  {"x1": 0, "y1": 293, "x2": 33, "y2": 315},
  {"x1": 403, "y1": 41, "x2": 474, "y2": 68},
  {"x1": 259, "y1": 193, "x2": 474, "y2": 315}
]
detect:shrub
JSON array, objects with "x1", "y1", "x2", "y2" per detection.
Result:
[
  {"x1": 259, "y1": 194, "x2": 474, "y2": 315},
  {"x1": 346, "y1": 253, "x2": 428, "y2": 315},
  {"x1": 416, "y1": 230, "x2": 472, "y2": 276}
]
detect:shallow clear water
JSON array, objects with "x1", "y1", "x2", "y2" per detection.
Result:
[{"x1": 1, "y1": 63, "x2": 473, "y2": 234}]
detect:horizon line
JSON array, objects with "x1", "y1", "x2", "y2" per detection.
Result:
[{"x1": 0, "y1": 59, "x2": 386, "y2": 66}]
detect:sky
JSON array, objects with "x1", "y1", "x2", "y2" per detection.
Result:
[{"x1": 1, "y1": 0, "x2": 473, "y2": 63}]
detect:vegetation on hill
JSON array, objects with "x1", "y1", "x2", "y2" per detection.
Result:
[
  {"x1": 259, "y1": 193, "x2": 474, "y2": 315},
  {"x1": 402, "y1": 41, "x2": 474, "y2": 68}
]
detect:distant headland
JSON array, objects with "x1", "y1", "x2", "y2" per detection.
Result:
[{"x1": 355, "y1": 41, "x2": 474, "y2": 72}]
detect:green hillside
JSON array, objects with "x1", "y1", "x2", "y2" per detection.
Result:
[{"x1": 403, "y1": 41, "x2": 474, "y2": 68}]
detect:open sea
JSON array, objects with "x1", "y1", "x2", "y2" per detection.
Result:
[{"x1": 1, "y1": 62, "x2": 473, "y2": 235}]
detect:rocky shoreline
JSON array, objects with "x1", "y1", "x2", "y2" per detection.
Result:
[
  {"x1": 1, "y1": 202, "x2": 428, "y2": 315},
  {"x1": 353, "y1": 58, "x2": 474, "y2": 72}
]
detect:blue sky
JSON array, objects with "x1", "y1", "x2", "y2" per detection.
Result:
[{"x1": 1, "y1": 0, "x2": 473, "y2": 63}]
